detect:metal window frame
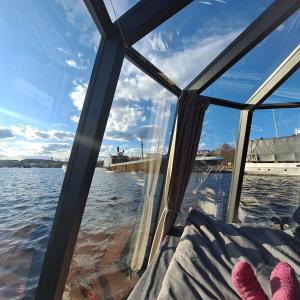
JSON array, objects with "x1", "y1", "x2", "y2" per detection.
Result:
[
  {"x1": 36, "y1": 34, "x2": 125, "y2": 299},
  {"x1": 247, "y1": 45, "x2": 300, "y2": 108},
  {"x1": 226, "y1": 110, "x2": 253, "y2": 223},
  {"x1": 36, "y1": 0, "x2": 300, "y2": 298},
  {"x1": 186, "y1": 0, "x2": 300, "y2": 93},
  {"x1": 226, "y1": 45, "x2": 300, "y2": 223},
  {"x1": 255, "y1": 102, "x2": 300, "y2": 110}
]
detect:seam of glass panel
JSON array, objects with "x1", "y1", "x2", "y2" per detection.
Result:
[
  {"x1": 103, "y1": 0, "x2": 140, "y2": 22},
  {"x1": 264, "y1": 69, "x2": 300, "y2": 104},
  {"x1": 202, "y1": 9, "x2": 300, "y2": 103},
  {"x1": 247, "y1": 45, "x2": 300, "y2": 108},
  {"x1": 133, "y1": 0, "x2": 273, "y2": 87}
]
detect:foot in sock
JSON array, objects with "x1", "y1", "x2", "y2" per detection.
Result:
[
  {"x1": 232, "y1": 261, "x2": 268, "y2": 300},
  {"x1": 270, "y1": 261, "x2": 300, "y2": 300}
]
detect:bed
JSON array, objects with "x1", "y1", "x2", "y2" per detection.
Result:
[{"x1": 128, "y1": 208, "x2": 300, "y2": 300}]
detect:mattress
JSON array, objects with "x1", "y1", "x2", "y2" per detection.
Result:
[
  {"x1": 157, "y1": 209, "x2": 300, "y2": 299},
  {"x1": 128, "y1": 208, "x2": 300, "y2": 299},
  {"x1": 128, "y1": 234, "x2": 180, "y2": 300}
]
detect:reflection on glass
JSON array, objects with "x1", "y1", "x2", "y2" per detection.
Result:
[
  {"x1": 203, "y1": 10, "x2": 300, "y2": 103},
  {"x1": 133, "y1": 0, "x2": 272, "y2": 87},
  {"x1": 0, "y1": 1, "x2": 99, "y2": 298},
  {"x1": 265, "y1": 69, "x2": 300, "y2": 103},
  {"x1": 240, "y1": 109, "x2": 300, "y2": 228},
  {"x1": 64, "y1": 59, "x2": 176, "y2": 299},
  {"x1": 103, "y1": 0, "x2": 139, "y2": 21},
  {"x1": 177, "y1": 106, "x2": 239, "y2": 224}
]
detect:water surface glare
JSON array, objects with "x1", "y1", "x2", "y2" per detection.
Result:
[{"x1": 0, "y1": 168, "x2": 299, "y2": 299}]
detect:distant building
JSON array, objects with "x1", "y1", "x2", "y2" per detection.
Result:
[
  {"x1": 103, "y1": 147, "x2": 129, "y2": 167},
  {"x1": 294, "y1": 128, "x2": 300, "y2": 135}
]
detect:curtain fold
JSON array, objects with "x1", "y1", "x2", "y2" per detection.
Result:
[
  {"x1": 129, "y1": 101, "x2": 172, "y2": 272},
  {"x1": 129, "y1": 157, "x2": 162, "y2": 271},
  {"x1": 148, "y1": 90, "x2": 209, "y2": 263}
]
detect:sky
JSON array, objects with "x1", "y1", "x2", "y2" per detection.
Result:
[{"x1": 0, "y1": 0, "x2": 299, "y2": 161}]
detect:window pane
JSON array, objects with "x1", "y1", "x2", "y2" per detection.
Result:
[
  {"x1": 133, "y1": 0, "x2": 272, "y2": 87},
  {"x1": 103, "y1": 0, "x2": 139, "y2": 21},
  {"x1": 203, "y1": 10, "x2": 300, "y2": 103},
  {"x1": 177, "y1": 105, "x2": 239, "y2": 225},
  {"x1": 64, "y1": 59, "x2": 176, "y2": 299},
  {"x1": 265, "y1": 69, "x2": 300, "y2": 104},
  {"x1": 0, "y1": 1, "x2": 99, "y2": 298},
  {"x1": 239, "y1": 109, "x2": 300, "y2": 228}
]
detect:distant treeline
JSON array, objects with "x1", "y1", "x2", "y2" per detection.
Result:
[
  {"x1": 208, "y1": 143, "x2": 235, "y2": 165},
  {"x1": 0, "y1": 159, "x2": 67, "y2": 168}
]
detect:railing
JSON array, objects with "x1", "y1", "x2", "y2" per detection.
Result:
[{"x1": 192, "y1": 164, "x2": 224, "y2": 194}]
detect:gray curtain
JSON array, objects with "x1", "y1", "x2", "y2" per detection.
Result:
[
  {"x1": 129, "y1": 157, "x2": 163, "y2": 271},
  {"x1": 149, "y1": 90, "x2": 209, "y2": 262}
]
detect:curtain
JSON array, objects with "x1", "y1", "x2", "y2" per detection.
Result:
[
  {"x1": 148, "y1": 90, "x2": 209, "y2": 262},
  {"x1": 129, "y1": 101, "x2": 172, "y2": 272},
  {"x1": 129, "y1": 157, "x2": 162, "y2": 271}
]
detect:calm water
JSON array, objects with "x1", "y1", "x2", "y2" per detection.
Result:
[{"x1": 0, "y1": 168, "x2": 299, "y2": 299}]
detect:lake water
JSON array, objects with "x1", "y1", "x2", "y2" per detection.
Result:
[{"x1": 0, "y1": 168, "x2": 299, "y2": 299}]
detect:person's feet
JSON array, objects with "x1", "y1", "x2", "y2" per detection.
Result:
[
  {"x1": 270, "y1": 262, "x2": 300, "y2": 300},
  {"x1": 232, "y1": 261, "x2": 268, "y2": 300},
  {"x1": 80, "y1": 283, "x2": 97, "y2": 300}
]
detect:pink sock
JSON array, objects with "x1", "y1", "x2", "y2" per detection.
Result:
[
  {"x1": 232, "y1": 261, "x2": 268, "y2": 300},
  {"x1": 271, "y1": 262, "x2": 300, "y2": 300}
]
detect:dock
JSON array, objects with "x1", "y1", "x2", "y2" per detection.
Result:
[
  {"x1": 104, "y1": 157, "x2": 167, "y2": 173},
  {"x1": 104, "y1": 156, "x2": 232, "y2": 173}
]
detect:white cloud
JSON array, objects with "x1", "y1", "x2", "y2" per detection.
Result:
[
  {"x1": 69, "y1": 81, "x2": 88, "y2": 111},
  {"x1": 224, "y1": 71, "x2": 263, "y2": 82},
  {"x1": 199, "y1": 1, "x2": 212, "y2": 5},
  {"x1": 142, "y1": 31, "x2": 241, "y2": 87},
  {"x1": 148, "y1": 32, "x2": 168, "y2": 52},
  {"x1": 64, "y1": 11, "x2": 243, "y2": 152},
  {"x1": 65, "y1": 59, "x2": 78, "y2": 68},
  {"x1": 115, "y1": 60, "x2": 176, "y2": 104},
  {"x1": 65, "y1": 59, "x2": 88, "y2": 69},
  {"x1": 99, "y1": 144, "x2": 115, "y2": 158},
  {"x1": 55, "y1": 0, "x2": 101, "y2": 51},
  {"x1": 104, "y1": 102, "x2": 144, "y2": 141},
  {"x1": 103, "y1": 0, "x2": 131, "y2": 21},
  {"x1": 86, "y1": 30, "x2": 101, "y2": 53},
  {"x1": 71, "y1": 115, "x2": 80, "y2": 123},
  {"x1": 57, "y1": 47, "x2": 69, "y2": 54},
  {"x1": 55, "y1": 0, "x2": 91, "y2": 30},
  {"x1": 273, "y1": 87, "x2": 300, "y2": 101},
  {"x1": 11, "y1": 125, "x2": 74, "y2": 141}
]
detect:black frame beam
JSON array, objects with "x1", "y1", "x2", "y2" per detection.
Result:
[
  {"x1": 186, "y1": 0, "x2": 300, "y2": 93},
  {"x1": 125, "y1": 46, "x2": 182, "y2": 97},
  {"x1": 117, "y1": 0, "x2": 193, "y2": 46},
  {"x1": 255, "y1": 102, "x2": 300, "y2": 110},
  {"x1": 226, "y1": 45, "x2": 300, "y2": 223},
  {"x1": 202, "y1": 95, "x2": 247, "y2": 110},
  {"x1": 83, "y1": 0, "x2": 115, "y2": 37},
  {"x1": 36, "y1": 37, "x2": 124, "y2": 300},
  {"x1": 226, "y1": 110, "x2": 253, "y2": 223}
]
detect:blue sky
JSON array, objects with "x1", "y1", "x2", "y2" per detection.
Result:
[{"x1": 0, "y1": 0, "x2": 299, "y2": 160}]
